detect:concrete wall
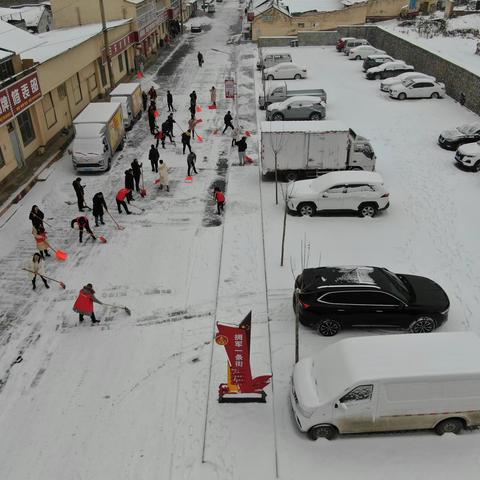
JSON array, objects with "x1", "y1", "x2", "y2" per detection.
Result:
[
  {"x1": 298, "y1": 30, "x2": 338, "y2": 46},
  {"x1": 257, "y1": 36, "x2": 296, "y2": 47}
]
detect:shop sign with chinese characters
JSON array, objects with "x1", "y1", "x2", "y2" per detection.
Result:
[
  {"x1": 0, "y1": 71, "x2": 42, "y2": 127},
  {"x1": 102, "y1": 32, "x2": 137, "y2": 63},
  {"x1": 225, "y1": 78, "x2": 235, "y2": 99}
]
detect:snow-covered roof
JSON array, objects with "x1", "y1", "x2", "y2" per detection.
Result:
[
  {"x1": 0, "y1": 5, "x2": 47, "y2": 28},
  {"x1": 125, "y1": 0, "x2": 146, "y2": 4},
  {"x1": 25, "y1": 19, "x2": 131, "y2": 63},
  {"x1": 110, "y1": 82, "x2": 141, "y2": 96},
  {"x1": 0, "y1": 19, "x2": 45, "y2": 55},
  {"x1": 255, "y1": 1, "x2": 291, "y2": 17},
  {"x1": 74, "y1": 102, "x2": 121, "y2": 124},
  {"x1": 341, "y1": 0, "x2": 367, "y2": 6},
  {"x1": 0, "y1": 49, "x2": 13, "y2": 61},
  {"x1": 261, "y1": 120, "x2": 348, "y2": 133},
  {"x1": 282, "y1": 0, "x2": 343, "y2": 13}
]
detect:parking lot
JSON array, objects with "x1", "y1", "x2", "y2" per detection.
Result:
[{"x1": 257, "y1": 46, "x2": 480, "y2": 478}]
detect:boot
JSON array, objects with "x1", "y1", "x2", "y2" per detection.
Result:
[
  {"x1": 42, "y1": 277, "x2": 50, "y2": 289},
  {"x1": 32, "y1": 279, "x2": 36, "y2": 290},
  {"x1": 44, "y1": 250, "x2": 50, "y2": 257}
]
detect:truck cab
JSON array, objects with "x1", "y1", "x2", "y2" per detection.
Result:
[
  {"x1": 72, "y1": 123, "x2": 113, "y2": 172},
  {"x1": 348, "y1": 129, "x2": 376, "y2": 170}
]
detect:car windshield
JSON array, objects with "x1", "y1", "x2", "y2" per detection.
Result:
[
  {"x1": 402, "y1": 79, "x2": 415, "y2": 87},
  {"x1": 381, "y1": 269, "x2": 410, "y2": 302}
]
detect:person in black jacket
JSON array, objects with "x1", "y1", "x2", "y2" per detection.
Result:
[
  {"x1": 142, "y1": 90, "x2": 148, "y2": 111},
  {"x1": 235, "y1": 136, "x2": 247, "y2": 166},
  {"x1": 29, "y1": 205, "x2": 44, "y2": 230},
  {"x1": 165, "y1": 113, "x2": 176, "y2": 137},
  {"x1": 197, "y1": 52, "x2": 204, "y2": 67},
  {"x1": 131, "y1": 159, "x2": 143, "y2": 192},
  {"x1": 72, "y1": 177, "x2": 87, "y2": 211},
  {"x1": 148, "y1": 105, "x2": 156, "y2": 134},
  {"x1": 92, "y1": 192, "x2": 108, "y2": 226},
  {"x1": 187, "y1": 151, "x2": 198, "y2": 176},
  {"x1": 223, "y1": 111, "x2": 234, "y2": 134},
  {"x1": 125, "y1": 169, "x2": 135, "y2": 193},
  {"x1": 71, "y1": 216, "x2": 96, "y2": 243},
  {"x1": 149, "y1": 145, "x2": 160, "y2": 172},
  {"x1": 190, "y1": 91, "x2": 197, "y2": 109},
  {"x1": 167, "y1": 90, "x2": 174, "y2": 112},
  {"x1": 181, "y1": 130, "x2": 192, "y2": 154}
]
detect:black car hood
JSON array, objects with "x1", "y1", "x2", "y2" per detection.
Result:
[{"x1": 401, "y1": 274, "x2": 449, "y2": 310}]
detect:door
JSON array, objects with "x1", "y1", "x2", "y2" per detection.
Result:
[
  {"x1": 316, "y1": 185, "x2": 347, "y2": 211},
  {"x1": 287, "y1": 100, "x2": 304, "y2": 119},
  {"x1": 7, "y1": 122, "x2": 24, "y2": 168},
  {"x1": 333, "y1": 384, "x2": 377, "y2": 433},
  {"x1": 344, "y1": 184, "x2": 377, "y2": 211}
]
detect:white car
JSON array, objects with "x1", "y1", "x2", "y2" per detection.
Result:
[
  {"x1": 455, "y1": 142, "x2": 480, "y2": 171},
  {"x1": 389, "y1": 78, "x2": 445, "y2": 100},
  {"x1": 366, "y1": 61, "x2": 414, "y2": 80},
  {"x1": 348, "y1": 45, "x2": 385, "y2": 60},
  {"x1": 286, "y1": 171, "x2": 389, "y2": 217},
  {"x1": 263, "y1": 62, "x2": 307, "y2": 80},
  {"x1": 380, "y1": 72, "x2": 435, "y2": 92}
]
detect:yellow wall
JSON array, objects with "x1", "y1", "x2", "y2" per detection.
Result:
[
  {"x1": 0, "y1": 125, "x2": 19, "y2": 182},
  {"x1": 252, "y1": 8, "x2": 295, "y2": 40},
  {"x1": 367, "y1": 0, "x2": 408, "y2": 17},
  {"x1": 296, "y1": 3, "x2": 367, "y2": 31}
]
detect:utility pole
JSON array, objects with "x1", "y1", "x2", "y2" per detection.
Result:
[
  {"x1": 99, "y1": 0, "x2": 115, "y2": 91},
  {"x1": 179, "y1": 0, "x2": 184, "y2": 33}
]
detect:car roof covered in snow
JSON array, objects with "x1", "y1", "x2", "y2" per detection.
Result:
[
  {"x1": 301, "y1": 265, "x2": 385, "y2": 290},
  {"x1": 309, "y1": 170, "x2": 384, "y2": 191},
  {"x1": 110, "y1": 83, "x2": 141, "y2": 96},
  {"x1": 261, "y1": 120, "x2": 348, "y2": 134},
  {"x1": 74, "y1": 102, "x2": 121, "y2": 124},
  {"x1": 309, "y1": 332, "x2": 480, "y2": 400},
  {"x1": 367, "y1": 54, "x2": 393, "y2": 59}
]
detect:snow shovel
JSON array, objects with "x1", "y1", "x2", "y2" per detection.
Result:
[
  {"x1": 50, "y1": 246, "x2": 68, "y2": 261},
  {"x1": 185, "y1": 176, "x2": 193, "y2": 183},
  {"x1": 130, "y1": 204, "x2": 145, "y2": 212},
  {"x1": 245, "y1": 155, "x2": 254, "y2": 164},
  {"x1": 21, "y1": 268, "x2": 66, "y2": 289},
  {"x1": 140, "y1": 168, "x2": 147, "y2": 198},
  {"x1": 196, "y1": 134, "x2": 203, "y2": 143},
  {"x1": 196, "y1": 105, "x2": 202, "y2": 113},
  {"x1": 102, "y1": 303, "x2": 131, "y2": 316},
  {"x1": 106, "y1": 210, "x2": 125, "y2": 230}
]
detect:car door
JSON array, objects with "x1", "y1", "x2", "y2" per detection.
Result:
[
  {"x1": 344, "y1": 184, "x2": 376, "y2": 211},
  {"x1": 286, "y1": 100, "x2": 301, "y2": 119},
  {"x1": 317, "y1": 184, "x2": 347, "y2": 211},
  {"x1": 410, "y1": 81, "x2": 426, "y2": 98}
]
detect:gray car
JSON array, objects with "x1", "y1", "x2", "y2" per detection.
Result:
[{"x1": 266, "y1": 96, "x2": 326, "y2": 121}]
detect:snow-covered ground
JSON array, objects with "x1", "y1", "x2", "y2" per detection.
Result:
[
  {"x1": 2, "y1": 4, "x2": 480, "y2": 478},
  {"x1": 379, "y1": 14, "x2": 480, "y2": 76}
]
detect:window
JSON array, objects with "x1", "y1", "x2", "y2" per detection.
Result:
[
  {"x1": 72, "y1": 73, "x2": 82, "y2": 104},
  {"x1": 0, "y1": 146, "x2": 5, "y2": 168},
  {"x1": 346, "y1": 184, "x2": 375, "y2": 193},
  {"x1": 118, "y1": 54, "x2": 124, "y2": 72},
  {"x1": 340, "y1": 385, "x2": 373, "y2": 403},
  {"x1": 42, "y1": 92, "x2": 57, "y2": 129},
  {"x1": 87, "y1": 73, "x2": 97, "y2": 93},
  {"x1": 298, "y1": 23, "x2": 305, "y2": 28},
  {"x1": 319, "y1": 290, "x2": 400, "y2": 306},
  {"x1": 58, "y1": 83, "x2": 67, "y2": 99},
  {"x1": 17, "y1": 110, "x2": 36, "y2": 146},
  {"x1": 0, "y1": 59, "x2": 14, "y2": 82},
  {"x1": 326, "y1": 185, "x2": 346, "y2": 194},
  {"x1": 98, "y1": 59, "x2": 107, "y2": 87}
]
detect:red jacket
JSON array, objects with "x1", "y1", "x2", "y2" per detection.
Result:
[
  {"x1": 73, "y1": 288, "x2": 98, "y2": 315},
  {"x1": 116, "y1": 188, "x2": 131, "y2": 201},
  {"x1": 215, "y1": 191, "x2": 225, "y2": 203}
]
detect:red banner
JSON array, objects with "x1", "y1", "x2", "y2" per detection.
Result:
[
  {"x1": 102, "y1": 32, "x2": 136, "y2": 63},
  {"x1": 0, "y1": 71, "x2": 42, "y2": 127}
]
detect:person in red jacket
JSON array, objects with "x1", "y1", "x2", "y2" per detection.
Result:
[
  {"x1": 214, "y1": 186, "x2": 225, "y2": 215},
  {"x1": 116, "y1": 188, "x2": 132, "y2": 214},
  {"x1": 71, "y1": 216, "x2": 96, "y2": 243},
  {"x1": 73, "y1": 283, "x2": 102, "y2": 324}
]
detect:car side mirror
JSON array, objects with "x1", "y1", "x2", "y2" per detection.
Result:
[
  {"x1": 335, "y1": 402, "x2": 348, "y2": 410},
  {"x1": 322, "y1": 193, "x2": 328, "y2": 198}
]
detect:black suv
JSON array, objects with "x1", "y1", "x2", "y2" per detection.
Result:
[
  {"x1": 362, "y1": 54, "x2": 394, "y2": 72},
  {"x1": 293, "y1": 266, "x2": 449, "y2": 336},
  {"x1": 438, "y1": 123, "x2": 480, "y2": 150}
]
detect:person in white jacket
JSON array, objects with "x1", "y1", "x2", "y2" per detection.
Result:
[
  {"x1": 210, "y1": 86, "x2": 217, "y2": 107},
  {"x1": 231, "y1": 125, "x2": 240, "y2": 147},
  {"x1": 158, "y1": 159, "x2": 170, "y2": 192},
  {"x1": 30, "y1": 253, "x2": 49, "y2": 290}
]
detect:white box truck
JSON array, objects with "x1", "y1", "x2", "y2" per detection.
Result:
[
  {"x1": 259, "y1": 81, "x2": 327, "y2": 109},
  {"x1": 260, "y1": 120, "x2": 376, "y2": 181},
  {"x1": 71, "y1": 102, "x2": 125, "y2": 172},
  {"x1": 291, "y1": 332, "x2": 480, "y2": 440},
  {"x1": 109, "y1": 82, "x2": 143, "y2": 130}
]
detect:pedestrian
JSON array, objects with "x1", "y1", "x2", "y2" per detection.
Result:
[
  {"x1": 235, "y1": 136, "x2": 248, "y2": 166},
  {"x1": 210, "y1": 86, "x2": 217, "y2": 106},
  {"x1": 73, "y1": 283, "x2": 102, "y2": 324},
  {"x1": 214, "y1": 186, "x2": 225, "y2": 215},
  {"x1": 166, "y1": 113, "x2": 176, "y2": 137},
  {"x1": 188, "y1": 115, "x2": 197, "y2": 138},
  {"x1": 29, "y1": 252, "x2": 50, "y2": 290},
  {"x1": 182, "y1": 129, "x2": 192, "y2": 154},
  {"x1": 187, "y1": 151, "x2": 198, "y2": 176},
  {"x1": 190, "y1": 90, "x2": 197, "y2": 108},
  {"x1": 148, "y1": 86, "x2": 157, "y2": 102},
  {"x1": 189, "y1": 103, "x2": 196, "y2": 118},
  {"x1": 131, "y1": 158, "x2": 143, "y2": 192},
  {"x1": 71, "y1": 215, "x2": 96, "y2": 243},
  {"x1": 156, "y1": 124, "x2": 166, "y2": 148},
  {"x1": 29, "y1": 205, "x2": 44, "y2": 231},
  {"x1": 142, "y1": 90, "x2": 148, "y2": 111},
  {"x1": 223, "y1": 111, "x2": 234, "y2": 133},
  {"x1": 125, "y1": 168, "x2": 135, "y2": 192},
  {"x1": 72, "y1": 177, "x2": 87, "y2": 212},
  {"x1": 167, "y1": 90, "x2": 174, "y2": 112},
  {"x1": 92, "y1": 192, "x2": 108, "y2": 227},
  {"x1": 148, "y1": 105, "x2": 156, "y2": 135},
  {"x1": 149, "y1": 99, "x2": 157, "y2": 112},
  {"x1": 149, "y1": 144, "x2": 160, "y2": 172},
  {"x1": 158, "y1": 159, "x2": 170, "y2": 192},
  {"x1": 116, "y1": 188, "x2": 132, "y2": 214},
  {"x1": 197, "y1": 51, "x2": 204, "y2": 67},
  {"x1": 231, "y1": 125, "x2": 240, "y2": 147},
  {"x1": 32, "y1": 225, "x2": 51, "y2": 258}
]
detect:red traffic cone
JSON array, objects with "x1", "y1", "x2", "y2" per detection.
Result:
[{"x1": 196, "y1": 105, "x2": 202, "y2": 113}]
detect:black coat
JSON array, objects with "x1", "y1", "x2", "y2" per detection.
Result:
[
  {"x1": 149, "y1": 147, "x2": 160, "y2": 162},
  {"x1": 125, "y1": 171, "x2": 135, "y2": 190},
  {"x1": 29, "y1": 208, "x2": 44, "y2": 229},
  {"x1": 167, "y1": 92, "x2": 173, "y2": 104},
  {"x1": 236, "y1": 138, "x2": 247, "y2": 152},
  {"x1": 131, "y1": 160, "x2": 142, "y2": 178},
  {"x1": 181, "y1": 132, "x2": 191, "y2": 145},
  {"x1": 190, "y1": 92, "x2": 197, "y2": 103},
  {"x1": 92, "y1": 194, "x2": 108, "y2": 216},
  {"x1": 72, "y1": 180, "x2": 84, "y2": 198},
  {"x1": 224, "y1": 113, "x2": 233, "y2": 125}
]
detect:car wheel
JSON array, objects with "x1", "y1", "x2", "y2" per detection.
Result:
[
  {"x1": 317, "y1": 319, "x2": 341, "y2": 336},
  {"x1": 308, "y1": 425, "x2": 338, "y2": 441},
  {"x1": 294, "y1": 74, "x2": 301, "y2": 80},
  {"x1": 297, "y1": 202, "x2": 316, "y2": 217},
  {"x1": 431, "y1": 92, "x2": 440, "y2": 99},
  {"x1": 285, "y1": 171, "x2": 298, "y2": 182},
  {"x1": 409, "y1": 316, "x2": 436, "y2": 333},
  {"x1": 272, "y1": 113, "x2": 284, "y2": 121},
  {"x1": 375, "y1": 73, "x2": 381, "y2": 80},
  {"x1": 398, "y1": 92, "x2": 407, "y2": 100},
  {"x1": 355, "y1": 55, "x2": 361, "y2": 60},
  {"x1": 267, "y1": 75, "x2": 274, "y2": 80},
  {"x1": 435, "y1": 418, "x2": 465, "y2": 436},
  {"x1": 309, "y1": 112, "x2": 322, "y2": 120},
  {"x1": 358, "y1": 203, "x2": 377, "y2": 217},
  {"x1": 474, "y1": 161, "x2": 480, "y2": 172}
]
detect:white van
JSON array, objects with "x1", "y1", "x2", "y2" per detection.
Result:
[
  {"x1": 257, "y1": 52, "x2": 292, "y2": 70},
  {"x1": 291, "y1": 332, "x2": 480, "y2": 440}
]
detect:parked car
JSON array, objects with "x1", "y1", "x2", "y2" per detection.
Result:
[
  {"x1": 263, "y1": 62, "x2": 307, "y2": 80},
  {"x1": 286, "y1": 171, "x2": 389, "y2": 217},
  {"x1": 336, "y1": 36, "x2": 355, "y2": 52},
  {"x1": 455, "y1": 142, "x2": 480, "y2": 171},
  {"x1": 256, "y1": 52, "x2": 292, "y2": 70},
  {"x1": 389, "y1": 79, "x2": 445, "y2": 100},
  {"x1": 348, "y1": 45, "x2": 385, "y2": 60},
  {"x1": 438, "y1": 122, "x2": 480, "y2": 150},
  {"x1": 190, "y1": 23, "x2": 202, "y2": 32},
  {"x1": 380, "y1": 71, "x2": 435, "y2": 92},
  {"x1": 291, "y1": 332, "x2": 480, "y2": 440},
  {"x1": 344, "y1": 38, "x2": 370, "y2": 55},
  {"x1": 293, "y1": 265, "x2": 450, "y2": 336},
  {"x1": 266, "y1": 96, "x2": 325, "y2": 121},
  {"x1": 363, "y1": 54, "x2": 394, "y2": 72},
  {"x1": 366, "y1": 61, "x2": 414, "y2": 80}
]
